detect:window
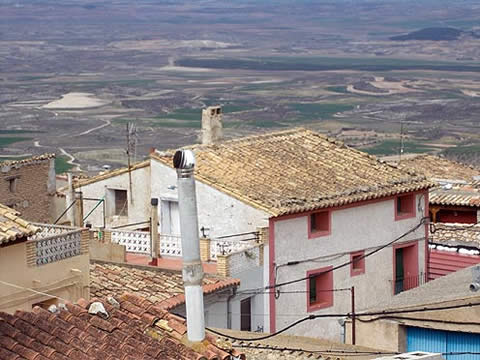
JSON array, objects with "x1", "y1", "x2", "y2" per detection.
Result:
[
  {"x1": 395, "y1": 194, "x2": 415, "y2": 220},
  {"x1": 350, "y1": 251, "x2": 365, "y2": 276},
  {"x1": 9, "y1": 178, "x2": 17, "y2": 193},
  {"x1": 114, "y1": 190, "x2": 128, "y2": 216},
  {"x1": 5, "y1": 176, "x2": 19, "y2": 193},
  {"x1": 308, "y1": 210, "x2": 331, "y2": 238},
  {"x1": 306, "y1": 266, "x2": 333, "y2": 312}
]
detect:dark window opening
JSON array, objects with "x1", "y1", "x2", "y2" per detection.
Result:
[
  {"x1": 240, "y1": 297, "x2": 251, "y2": 331},
  {"x1": 396, "y1": 194, "x2": 415, "y2": 219},
  {"x1": 307, "y1": 267, "x2": 333, "y2": 311},
  {"x1": 351, "y1": 251, "x2": 365, "y2": 276},
  {"x1": 310, "y1": 211, "x2": 330, "y2": 235},
  {"x1": 114, "y1": 190, "x2": 128, "y2": 216}
]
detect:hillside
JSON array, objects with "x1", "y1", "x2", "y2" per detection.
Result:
[{"x1": 390, "y1": 27, "x2": 463, "y2": 41}]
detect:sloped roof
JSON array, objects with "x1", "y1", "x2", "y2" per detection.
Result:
[
  {"x1": 152, "y1": 128, "x2": 432, "y2": 216},
  {"x1": 398, "y1": 154, "x2": 479, "y2": 183},
  {"x1": 430, "y1": 182, "x2": 480, "y2": 207},
  {"x1": 0, "y1": 293, "x2": 244, "y2": 360},
  {"x1": 221, "y1": 329, "x2": 383, "y2": 360},
  {"x1": 70, "y1": 160, "x2": 150, "y2": 190},
  {"x1": 0, "y1": 204, "x2": 39, "y2": 245},
  {"x1": 366, "y1": 265, "x2": 480, "y2": 333},
  {"x1": 0, "y1": 153, "x2": 55, "y2": 168},
  {"x1": 90, "y1": 261, "x2": 240, "y2": 310}
]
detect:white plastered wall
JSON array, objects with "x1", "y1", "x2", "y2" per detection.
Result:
[{"x1": 272, "y1": 193, "x2": 427, "y2": 341}]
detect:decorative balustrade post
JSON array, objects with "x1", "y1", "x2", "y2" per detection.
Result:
[
  {"x1": 199, "y1": 237, "x2": 211, "y2": 262},
  {"x1": 74, "y1": 191, "x2": 84, "y2": 227},
  {"x1": 150, "y1": 198, "x2": 160, "y2": 266}
]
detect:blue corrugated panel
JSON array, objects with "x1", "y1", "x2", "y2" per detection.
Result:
[
  {"x1": 407, "y1": 327, "x2": 480, "y2": 360},
  {"x1": 447, "y1": 331, "x2": 480, "y2": 360},
  {"x1": 407, "y1": 327, "x2": 446, "y2": 354}
]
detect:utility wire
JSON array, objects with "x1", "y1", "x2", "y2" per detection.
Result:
[
  {"x1": 272, "y1": 217, "x2": 427, "y2": 290},
  {"x1": 0, "y1": 280, "x2": 70, "y2": 302},
  {"x1": 357, "y1": 315, "x2": 480, "y2": 326},
  {"x1": 237, "y1": 217, "x2": 428, "y2": 296},
  {"x1": 205, "y1": 300, "x2": 480, "y2": 342}
]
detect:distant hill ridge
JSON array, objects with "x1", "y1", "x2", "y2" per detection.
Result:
[{"x1": 390, "y1": 27, "x2": 478, "y2": 41}]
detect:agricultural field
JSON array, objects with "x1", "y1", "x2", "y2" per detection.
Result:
[{"x1": 2, "y1": 0, "x2": 480, "y2": 171}]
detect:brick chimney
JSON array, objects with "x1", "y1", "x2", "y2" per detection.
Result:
[{"x1": 201, "y1": 106, "x2": 223, "y2": 145}]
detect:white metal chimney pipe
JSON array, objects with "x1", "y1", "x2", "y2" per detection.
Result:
[{"x1": 173, "y1": 149, "x2": 205, "y2": 342}]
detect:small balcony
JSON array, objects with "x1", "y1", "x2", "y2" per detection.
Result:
[{"x1": 391, "y1": 272, "x2": 428, "y2": 295}]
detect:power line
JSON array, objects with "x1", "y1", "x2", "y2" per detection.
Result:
[
  {"x1": 237, "y1": 217, "x2": 428, "y2": 296},
  {"x1": 204, "y1": 300, "x2": 480, "y2": 342},
  {"x1": 357, "y1": 315, "x2": 480, "y2": 326},
  {"x1": 0, "y1": 280, "x2": 69, "y2": 302}
]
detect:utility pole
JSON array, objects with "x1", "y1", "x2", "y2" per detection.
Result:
[
  {"x1": 399, "y1": 119, "x2": 405, "y2": 163},
  {"x1": 174, "y1": 149, "x2": 205, "y2": 342},
  {"x1": 126, "y1": 123, "x2": 134, "y2": 204},
  {"x1": 351, "y1": 286, "x2": 356, "y2": 345},
  {"x1": 150, "y1": 198, "x2": 159, "y2": 266}
]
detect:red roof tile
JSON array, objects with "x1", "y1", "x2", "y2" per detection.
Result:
[
  {"x1": 90, "y1": 261, "x2": 240, "y2": 311},
  {"x1": 0, "y1": 293, "x2": 244, "y2": 360}
]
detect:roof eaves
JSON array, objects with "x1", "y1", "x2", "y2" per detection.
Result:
[{"x1": 71, "y1": 160, "x2": 150, "y2": 189}]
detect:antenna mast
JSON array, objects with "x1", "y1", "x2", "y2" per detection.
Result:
[{"x1": 126, "y1": 123, "x2": 134, "y2": 204}]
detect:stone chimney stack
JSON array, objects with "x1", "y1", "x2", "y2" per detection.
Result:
[{"x1": 201, "y1": 106, "x2": 223, "y2": 145}]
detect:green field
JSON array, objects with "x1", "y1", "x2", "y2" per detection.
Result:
[
  {"x1": 177, "y1": 56, "x2": 480, "y2": 73},
  {"x1": 0, "y1": 130, "x2": 43, "y2": 134},
  {"x1": 55, "y1": 156, "x2": 74, "y2": 174},
  {"x1": 362, "y1": 140, "x2": 438, "y2": 156},
  {"x1": 0, "y1": 137, "x2": 32, "y2": 147},
  {"x1": 289, "y1": 103, "x2": 355, "y2": 122}
]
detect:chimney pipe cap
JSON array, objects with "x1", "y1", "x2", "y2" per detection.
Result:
[
  {"x1": 151, "y1": 198, "x2": 159, "y2": 206},
  {"x1": 173, "y1": 150, "x2": 195, "y2": 169}
]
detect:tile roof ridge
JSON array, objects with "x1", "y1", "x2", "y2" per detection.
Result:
[
  {"x1": 0, "y1": 153, "x2": 55, "y2": 167},
  {"x1": 185, "y1": 127, "x2": 313, "y2": 150}
]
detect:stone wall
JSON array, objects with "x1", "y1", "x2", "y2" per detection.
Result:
[{"x1": 0, "y1": 157, "x2": 55, "y2": 223}]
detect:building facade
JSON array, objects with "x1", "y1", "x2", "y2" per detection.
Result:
[
  {"x1": 60, "y1": 128, "x2": 432, "y2": 340},
  {"x1": 0, "y1": 154, "x2": 56, "y2": 223}
]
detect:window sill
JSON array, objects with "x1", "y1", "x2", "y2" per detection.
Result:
[
  {"x1": 395, "y1": 212, "x2": 416, "y2": 221},
  {"x1": 351, "y1": 269, "x2": 365, "y2": 277},
  {"x1": 307, "y1": 301, "x2": 333, "y2": 312},
  {"x1": 308, "y1": 230, "x2": 331, "y2": 239}
]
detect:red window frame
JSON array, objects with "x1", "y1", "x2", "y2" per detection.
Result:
[
  {"x1": 306, "y1": 266, "x2": 334, "y2": 312},
  {"x1": 350, "y1": 251, "x2": 365, "y2": 276},
  {"x1": 308, "y1": 210, "x2": 331, "y2": 239},
  {"x1": 395, "y1": 193, "x2": 416, "y2": 221}
]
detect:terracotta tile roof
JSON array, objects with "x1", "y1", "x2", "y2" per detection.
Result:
[
  {"x1": 218, "y1": 329, "x2": 382, "y2": 360},
  {"x1": 90, "y1": 261, "x2": 240, "y2": 310},
  {"x1": 0, "y1": 153, "x2": 55, "y2": 168},
  {"x1": 0, "y1": 203, "x2": 40, "y2": 245},
  {"x1": 152, "y1": 128, "x2": 432, "y2": 216},
  {"x1": 0, "y1": 293, "x2": 244, "y2": 359},
  {"x1": 398, "y1": 154, "x2": 479, "y2": 183},
  {"x1": 430, "y1": 181, "x2": 480, "y2": 207},
  {"x1": 430, "y1": 223, "x2": 480, "y2": 247}
]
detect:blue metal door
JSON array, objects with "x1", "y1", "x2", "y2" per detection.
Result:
[{"x1": 407, "y1": 327, "x2": 480, "y2": 360}]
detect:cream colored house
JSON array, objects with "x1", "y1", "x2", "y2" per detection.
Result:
[{"x1": 0, "y1": 204, "x2": 89, "y2": 313}]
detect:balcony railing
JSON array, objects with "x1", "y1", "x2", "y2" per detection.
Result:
[
  {"x1": 210, "y1": 231, "x2": 260, "y2": 260},
  {"x1": 27, "y1": 224, "x2": 85, "y2": 266},
  {"x1": 391, "y1": 272, "x2": 428, "y2": 295}
]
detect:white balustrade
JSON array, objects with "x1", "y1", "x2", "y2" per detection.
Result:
[
  {"x1": 111, "y1": 230, "x2": 151, "y2": 254},
  {"x1": 159, "y1": 234, "x2": 182, "y2": 257},
  {"x1": 210, "y1": 239, "x2": 257, "y2": 260}
]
